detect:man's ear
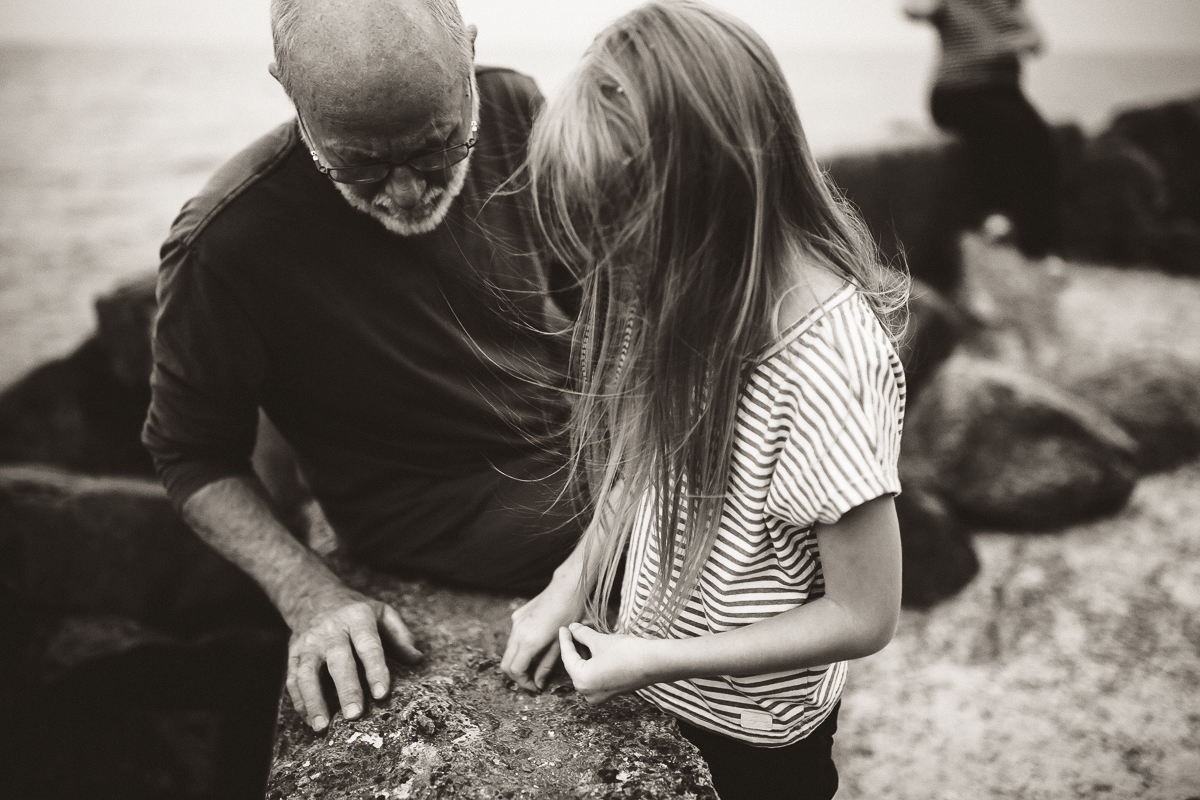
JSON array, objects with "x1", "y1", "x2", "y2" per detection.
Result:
[{"x1": 268, "y1": 61, "x2": 282, "y2": 84}]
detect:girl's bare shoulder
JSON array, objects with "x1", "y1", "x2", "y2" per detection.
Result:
[{"x1": 776, "y1": 263, "x2": 849, "y2": 332}]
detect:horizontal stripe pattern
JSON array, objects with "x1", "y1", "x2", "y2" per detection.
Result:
[{"x1": 619, "y1": 284, "x2": 905, "y2": 747}]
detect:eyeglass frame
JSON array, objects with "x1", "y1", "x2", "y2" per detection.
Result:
[{"x1": 296, "y1": 83, "x2": 478, "y2": 184}]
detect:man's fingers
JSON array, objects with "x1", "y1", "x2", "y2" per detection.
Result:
[
  {"x1": 285, "y1": 661, "x2": 307, "y2": 721},
  {"x1": 326, "y1": 645, "x2": 365, "y2": 720},
  {"x1": 349, "y1": 627, "x2": 391, "y2": 700},
  {"x1": 379, "y1": 604, "x2": 424, "y2": 663},
  {"x1": 296, "y1": 656, "x2": 329, "y2": 731},
  {"x1": 534, "y1": 641, "x2": 561, "y2": 691}
]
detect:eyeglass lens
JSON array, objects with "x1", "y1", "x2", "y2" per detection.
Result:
[{"x1": 327, "y1": 143, "x2": 472, "y2": 184}]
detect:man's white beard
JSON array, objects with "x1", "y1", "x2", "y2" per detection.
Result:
[{"x1": 336, "y1": 154, "x2": 471, "y2": 237}]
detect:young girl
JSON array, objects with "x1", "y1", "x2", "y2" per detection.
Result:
[{"x1": 499, "y1": 3, "x2": 908, "y2": 798}]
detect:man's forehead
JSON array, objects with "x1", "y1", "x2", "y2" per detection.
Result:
[{"x1": 307, "y1": 72, "x2": 467, "y2": 141}]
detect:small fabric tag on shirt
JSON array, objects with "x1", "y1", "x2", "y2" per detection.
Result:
[{"x1": 740, "y1": 711, "x2": 774, "y2": 731}]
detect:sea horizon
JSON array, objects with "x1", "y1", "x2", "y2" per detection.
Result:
[{"x1": 1, "y1": 41, "x2": 1199, "y2": 386}]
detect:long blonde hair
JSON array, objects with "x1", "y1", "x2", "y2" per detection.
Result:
[{"x1": 528, "y1": 0, "x2": 909, "y2": 633}]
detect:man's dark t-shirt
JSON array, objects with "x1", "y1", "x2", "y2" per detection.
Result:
[{"x1": 143, "y1": 68, "x2": 576, "y2": 589}]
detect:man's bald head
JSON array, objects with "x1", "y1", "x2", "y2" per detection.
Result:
[{"x1": 271, "y1": 0, "x2": 472, "y2": 124}]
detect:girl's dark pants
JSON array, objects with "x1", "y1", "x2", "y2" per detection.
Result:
[
  {"x1": 931, "y1": 83, "x2": 1062, "y2": 259},
  {"x1": 677, "y1": 703, "x2": 840, "y2": 800}
]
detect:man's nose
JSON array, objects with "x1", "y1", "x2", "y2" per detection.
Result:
[{"x1": 382, "y1": 168, "x2": 427, "y2": 208}]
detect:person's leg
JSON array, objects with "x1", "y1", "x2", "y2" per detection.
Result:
[
  {"x1": 990, "y1": 86, "x2": 1062, "y2": 258},
  {"x1": 935, "y1": 84, "x2": 1061, "y2": 258},
  {"x1": 676, "y1": 705, "x2": 840, "y2": 800}
]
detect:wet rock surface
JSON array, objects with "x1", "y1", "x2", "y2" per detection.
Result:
[{"x1": 268, "y1": 569, "x2": 716, "y2": 800}]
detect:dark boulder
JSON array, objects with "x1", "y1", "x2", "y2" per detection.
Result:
[
  {"x1": 1103, "y1": 95, "x2": 1200, "y2": 226},
  {"x1": 898, "y1": 279, "x2": 971, "y2": 401},
  {"x1": 901, "y1": 356, "x2": 1139, "y2": 530},
  {"x1": 0, "y1": 272, "x2": 158, "y2": 476},
  {"x1": 895, "y1": 486, "x2": 979, "y2": 608},
  {"x1": 1067, "y1": 353, "x2": 1200, "y2": 473},
  {"x1": 0, "y1": 465, "x2": 279, "y2": 633},
  {"x1": 825, "y1": 138, "x2": 974, "y2": 293}
]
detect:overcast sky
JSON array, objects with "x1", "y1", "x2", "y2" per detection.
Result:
[{"x1": 2, "y1": 0, "x2": 1199, "y2": 53}]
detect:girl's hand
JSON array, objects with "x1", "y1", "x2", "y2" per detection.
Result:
[
  {"x1": 502, "y1": 569, "x2": 587, "y2": 692},
  {"x1": 558, "y1": 623, "x2": 659, "y2": 704}
]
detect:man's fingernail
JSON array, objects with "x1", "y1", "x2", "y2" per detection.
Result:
[
  {"x1": 569, "y1": 622, "x2": 581, "y2": 629},
  {"x1": 312, "y1": 715, "x2": 328, "y2": 731},
  {"x1": 372, "y1": 682, "x2": 387, "y2": 699},
  {"x1": 344, "y1": 703, "x2": 361, "y2": 719}
]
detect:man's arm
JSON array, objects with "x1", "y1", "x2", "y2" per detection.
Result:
[
  {"x1": 182, "y1": 475, "x2": 422, "y2": 731},
  {"x1": 146, "y1": 232, "x2": 420, "y2": 731}
]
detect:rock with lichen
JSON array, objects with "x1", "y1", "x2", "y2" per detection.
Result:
[{"x1": 266, "y1": 568, "x2": 716, "y2": 800}]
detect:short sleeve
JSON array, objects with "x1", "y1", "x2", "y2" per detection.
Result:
[{"x1": 764, "y1": 302, "x2": 905, "y2": 528}]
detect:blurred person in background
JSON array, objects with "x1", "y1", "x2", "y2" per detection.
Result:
[
  {"x1": 904, "y1": 0, "x2": 1062, "y2": 261},
  {"x1": 143, "y1": 0, "x2": 582, "y2": 751}
]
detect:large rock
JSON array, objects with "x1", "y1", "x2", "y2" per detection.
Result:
[
  {"x1": 1103, "y1": 94, "x2": 1200, "y2": 227},
  {"x1": 1060, "y1": 137, "x2": 1200, "y2": 275},
  {"x1": 0, "y1": 465, "x2": 289, "y2": 799},
  {"x1": 901, "y1": 356, "x2": 1139, "y2": 530},
  {"x1": 0, "y1": 272, "x2": 158, "y2": 476},
  {"x1": 895, "y1": 486, "x2": 979, "y2": 608},
  {"x1": 0, "y1": 465, "x2": 279, "y2": 633},
  {"x1": 268, "y1": 567, "x2": 716, "y2": 800},
  {"x1": 825, "y1": 138, "x2": 973, "y2": 293},
  {"x1": 1067, "y1": 353, "x2": 1200, "y2": 473},
  {"x1": 897, "y1": 279, "x2": 971, "y2": 401}
]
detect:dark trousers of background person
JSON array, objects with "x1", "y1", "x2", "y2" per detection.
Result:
[
  {"x1": 676, "y1": 703, "x2": 840, "y2": 800},
  {"x1": 932, "y1": 83, "x2": 1062, "y2": 259}
]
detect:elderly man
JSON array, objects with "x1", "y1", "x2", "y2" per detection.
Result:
[{"x1": 143, "y1": 0, "x2": 581, "y2": 734}]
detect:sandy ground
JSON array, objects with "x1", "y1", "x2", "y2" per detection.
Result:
[{"x1": 835, "y1": 262, "x2": 1200, "y2": 800}]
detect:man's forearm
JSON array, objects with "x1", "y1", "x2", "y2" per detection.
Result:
[{"x1": 181, "y1": 474, "x2": 344, "y2": 628}]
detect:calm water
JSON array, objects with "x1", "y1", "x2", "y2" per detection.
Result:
[{"x1": 1, "y1": 43, "x2": 1198, "y2": 387}]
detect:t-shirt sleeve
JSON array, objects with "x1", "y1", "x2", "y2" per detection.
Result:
[
  {"x1": 141, "y1": 237, "x2": 267, "y2": 510},
  {"x1": 764, "y1": 313, "x2": 905, "y2": 528}
]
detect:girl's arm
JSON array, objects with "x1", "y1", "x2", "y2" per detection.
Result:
[{"x1": 559, "y1": 494, "x2": 902, "y2": 703}]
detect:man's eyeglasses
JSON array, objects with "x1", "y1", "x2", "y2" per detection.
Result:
[{"x1": 297, "y1": 96, "x2": 478, "y2": 185}]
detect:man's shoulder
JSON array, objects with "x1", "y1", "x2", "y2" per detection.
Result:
[
  {"x1": 164, "y1": 121, "x2": 301, "y2": 256},
  {"x1": 475, "y1": 65, "x2": 544, "y2": 126}
]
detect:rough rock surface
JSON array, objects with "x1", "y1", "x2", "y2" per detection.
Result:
[
  {"x1": 1067, "y1": 352, "x2": 1200, "y2": 473},
  {"x1": 901, "y1": 355, "x2": 1139, "y2": 530},
  {"x1": 268, "y1": 567, "x2": 716, "y2": 800},
  {"x1": 894, "y1": 486, "x2": 979, "y2": 609}
]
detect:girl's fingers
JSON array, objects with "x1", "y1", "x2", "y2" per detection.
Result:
[
  {"x1": 534, "y1": 640, "x2": 561, "y2": 690},
  {"x1": 567, "y1": 622, "x2": 603, "y2": 647},
  {"x1": 558, "y1": 626, "x2": 584, "y2": 673}
]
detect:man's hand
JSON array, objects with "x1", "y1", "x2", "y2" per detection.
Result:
[
  {"x1": 558, "y1": 623, "x2": 658, "y2": 705},
  {"x1": 501, "y1": 565, "x2": 587, "y2": 692},
  {"x1": 284, "y1": 584, "x2": 423, "y2": 731}
]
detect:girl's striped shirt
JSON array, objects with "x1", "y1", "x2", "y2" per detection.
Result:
[{"x1": 618, "y1": 283, "x2": 906, "y2": 747}]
